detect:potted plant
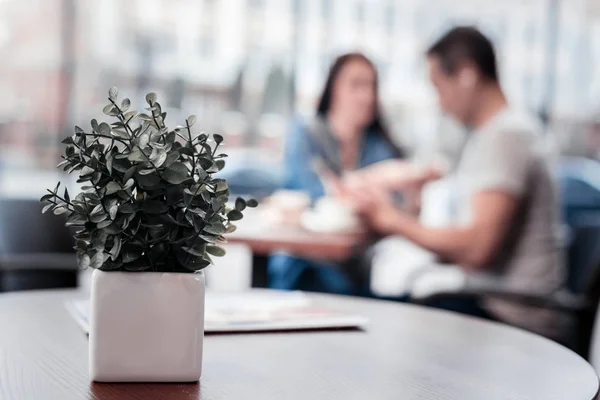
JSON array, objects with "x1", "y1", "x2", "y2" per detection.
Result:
[{"x1": 41, "y1": 87, "x2": 257, "y2": 382}]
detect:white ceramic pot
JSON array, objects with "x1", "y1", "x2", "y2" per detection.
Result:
[{"x1": 89, "y1": 269, "x2": 205, "y2": 382}]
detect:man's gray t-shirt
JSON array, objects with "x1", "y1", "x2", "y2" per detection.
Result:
[{"x1": 454, "y1": 107, "x2": 566, "y2": 339}]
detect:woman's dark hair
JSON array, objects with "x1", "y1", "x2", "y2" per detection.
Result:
[{"x1": 316, "y1": 52, "x2": 403, "y2": 157}]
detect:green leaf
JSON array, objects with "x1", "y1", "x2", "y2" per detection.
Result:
[
  {"x1": 124, "y1": 262, "x2": 152, "y2": 272},
  {"x1": 138, "y1": 168, "x2": 155, "y2": 176},
  {"x1": 98, "y1": 122, "x2": 111, "y2": 136},
  {"x1": 154, "y1": 151, "x2": 168, "y2": 168},
  {"x1": 206, "y1": 245, "x2": 226, "y2": 257},
  {"x1": 106, "y1": 155, "x2": 114, "y2": 174},
  {"x1": 162, "y1": 162, "x2": 189, "y2": 184},
  {"x1": 225, "y1": 224, "x2": 237, "y2": 233},
  {"x1": 227, "y1": 210, "x2": 244, "y2": 221},
  {"x1": 109, "y1": 86, "x2": 118, "y2": 100},
  {"x1": 182, "y1": 245, "x2": 206, "y2": 257},
  {"x1": 41, "y1": 203, "x2": 54, "y2": 214},
  {"x1": 97, "y1": 219, "x2": 113, "y2": 229},
  {"x1": 216, "y1": 159, "x2": 226, "y2": 171},
  {"x1": 66, "y1": 213, "x2": 87, "y2": 226},
  {"x1": 143, "y1": 200, "x2": 169, "y2": 214},
  {"x1": 123, "y1": 166, "x2": 137, "y2": 183},
  {"x1": 165, "y1": 131, "x2": 176, "y2": 144},
  {"x1": 203, "y1": 223, "x2": 226, "y2": 235},
  {"x1": 187, "y1": 207, "x2": 207, "y2": 218},
  {"x1": 215, "y1": 180, "x2": 228, "y2": 192},
  {"x1": 91, "y1": 119, "x2": 99, "y2": 132},
  {"x1": 246, "y1": 199, "x2": 258, "y2": 208},
  {"x1": 119, "y1": 202, "x2": 138, "y2": 214},
  {"x1": 122, "y1": 247, "x2": 143, "y2": 263},
  {"x1": 91, "y1": 203, "x2": 105, "y2": 216},
  {"x1": 145, "y1": 92, "x2": 157, "y2": 104},
  {"x1": 136, "y1": 172, "x2": 161, "y2": 189},
  {"x1": 112, "y1": 129, "x2": 129, "y2": 139},
  {"x1": 53, "y1": 206, "x2": 68, "y2": 215},
  {"x1": 40, "y1": 193, "x2": 53, "y2": 202},
  {"x1": 105, "y1": 181, "x2": 121, "y2": 195},
  {"x1": 178, "y1": 146, "x2": 194, "y2": 157},
  {"x1": 187, "y1": 115, "x2": 197, "y2": 126},
  {"x1": 235, "y1": 197, "x2": 246, "y2": 211},
  {"x1": 61, "y1": 136, "x2": 75, "y2": 145},
  {"x1": 108, "y1": 204, "x2": 118, "y2": 220},
  {"x1": 164, "y1": 151, "x2": 180, "y2": 167},
  {"x1": 121, "y1": 98, "x2": 131, "y2": 111},
  {"x1": 138, "y1": 133, "x2": 150, "y2": 149},
  {"x1": 90, "y1": 212, "x2": 108, "y2": 223},
  {"x1": 124, "y1": 110, "x2": 138, "y2": 121},
  {"x1": 213, "y1": 134, "x2": 224, "y2": 144},
  {"x1": 127, "y1": 149, "x2": 146, "y2": 162},
  {"x1": 149, "y1": 242, "x2": 168, "y2": 263},
  {"x1": 103, "y1": 104, "x2": 118, "y2": 116},
  {"x1": 79, "y1": 253, "x2": 90, "y2": 269},
  {"x1": 91, "y1": 251, "x2": 104, "y2": 269},
  {"x1": 80, "y1": 165, "x2": 94, "y2": 176},
  {"x1": 110, "y1": 237, "x2": 122, "y2": 261},
  {"x1": 197, "y1": 156, "x2": 213, "y2": 170}
]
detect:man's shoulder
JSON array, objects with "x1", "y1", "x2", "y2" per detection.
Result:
[{"x1": 489, "y1": 108, "x2": 543, "y2": 138}]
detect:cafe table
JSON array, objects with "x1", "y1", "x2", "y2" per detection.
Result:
[
  {"x1": 0, "y1": 288, "x2": 597, "y2": 400},
  {"x1": 226, "y1": 209, "x2": 370, "y2": 287}
]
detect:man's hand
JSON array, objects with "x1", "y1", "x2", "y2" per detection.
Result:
[{"x1": 342, "y1": 182, "x2": 413, "y2": 235}]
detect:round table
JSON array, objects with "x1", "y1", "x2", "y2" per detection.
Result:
[{"x1": 0, "y1": 290, "x2": 597, "y2": 400}]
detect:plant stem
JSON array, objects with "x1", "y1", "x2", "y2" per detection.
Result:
[
  {"x1": 185, "y1": 121, "x2": 196, "y2": 176},
  {"x1": 47, "y1": 198, "x2": 75, "y2": 212},
  {"x1": 81, "y1": 133, "x2": 130, "y2": 150},
  {"x1": 109, "y1": 98, "x2": 136, "y2": 138},
  {"x1": 137, "y1": 146, "x2": 162, "y2": 178},
  {"x1": 94, "y1": 186, "x2": 109, "y2": 214}
]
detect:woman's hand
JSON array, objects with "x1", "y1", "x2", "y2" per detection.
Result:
[{"x1": 342, "y1": 160, "x2": 444, "y2": 193}]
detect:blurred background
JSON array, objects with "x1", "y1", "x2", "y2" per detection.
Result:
[{"x1": 1, "y1": 0, "x2": 600, "y2": 198}]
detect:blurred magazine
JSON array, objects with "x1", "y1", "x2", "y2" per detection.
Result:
[{"x1": 66, "y1": 290, "x2": 368, "y2": 334}]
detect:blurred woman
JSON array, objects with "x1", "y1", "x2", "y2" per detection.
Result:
[{"x1": 267, "y1": 53, "x2": 407, "y2": 294}]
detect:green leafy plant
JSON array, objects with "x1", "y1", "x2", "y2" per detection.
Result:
[{"x1": 41, "y1": 87, "x2": 257, "y2": 272}]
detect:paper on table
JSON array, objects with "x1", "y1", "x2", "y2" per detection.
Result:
[{"x1": 66, "y1": 290, "x2": 368, "y2": 334}]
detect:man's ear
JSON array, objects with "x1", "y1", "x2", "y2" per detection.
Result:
[{"x1": 457, "y1": 63, "x2": 478, "y2": 88}]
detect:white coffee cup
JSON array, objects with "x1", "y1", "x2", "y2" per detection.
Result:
[{"x1": 302, "y1": 197, "x2": 360, "y2": 233}]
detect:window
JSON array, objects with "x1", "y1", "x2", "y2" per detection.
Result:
[
  {"x1": 384, "y1": 3, "x2": 395, "y2": 34},
  {"x1": 247, "y1": 0, "x2": 264, "y2": 11},
  {"x1": 199, "y1": 36, "x2": 214, "y2": 58},
  {"x1": 355, "y1": 1, "x2": 365, "y2": 24},
  {"x1": 322, "y1": 0, "x2": 332, "y2": 22}
]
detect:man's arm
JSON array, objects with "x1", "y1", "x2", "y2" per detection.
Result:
[{"x1": 361, "y1": 190, "x2": 519, "y2": 270}]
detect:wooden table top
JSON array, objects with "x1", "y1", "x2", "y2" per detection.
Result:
[
  {"x1": 227, "y1": 217, "x2": 368, "y2": 261},
  {"x1": 0, "y1": 289, "x2": 598, "y2": 400}
]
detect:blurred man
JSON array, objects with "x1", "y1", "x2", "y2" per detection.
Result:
[{"x1": 345, "y1": 27, "x2": 566, "y2": 339}]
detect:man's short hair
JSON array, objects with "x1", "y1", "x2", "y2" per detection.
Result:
[{"x1": 427, "y1": 26, "x2": 498, "y2": 82}]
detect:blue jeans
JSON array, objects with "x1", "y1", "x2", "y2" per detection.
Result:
[{"x1": 268, "y1": 254, "x2": 365, "y2": 295}]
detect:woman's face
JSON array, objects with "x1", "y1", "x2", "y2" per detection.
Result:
[{"x1": 330, "y1": 59, "x2": 377, "y2": 130}]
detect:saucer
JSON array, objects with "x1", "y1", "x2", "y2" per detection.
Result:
[{"x1": 300, "y1": 210, "x2": 361, "y2": 233}]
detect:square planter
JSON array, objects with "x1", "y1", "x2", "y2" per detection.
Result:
[{"x1": 89, "y1": 269, "x2": 205, "y2": 382}]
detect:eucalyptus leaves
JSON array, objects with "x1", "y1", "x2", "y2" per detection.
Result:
[{"x1": 41, "y1": 87, "x2": 257, "y2": 272}]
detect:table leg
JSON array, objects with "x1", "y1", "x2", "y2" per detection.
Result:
[{"x1": 251, "y1": 254, "x2": 269, "y2": 288}]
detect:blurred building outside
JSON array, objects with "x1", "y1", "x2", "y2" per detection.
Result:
[{"x1": 1, "y1": 0, "x2": 600, "y2": 196}]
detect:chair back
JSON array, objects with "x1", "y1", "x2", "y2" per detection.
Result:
[
  {"x1": 0, "y1": 197, "x2": 77, "y2": 292},
  {"x1": 566, "y1": 225, "x2": 600, "y2": 295},
  {"x1": 0, "y1": 198, "x2": 74, "y2": 254},
  {"x1": 567, "y1": 225, "x2": 600, "y2": 359}
]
